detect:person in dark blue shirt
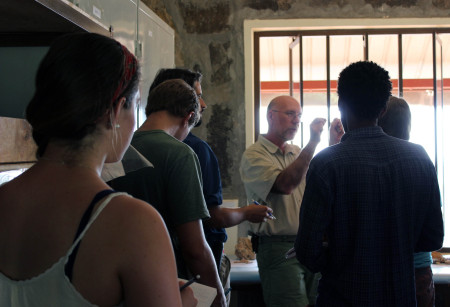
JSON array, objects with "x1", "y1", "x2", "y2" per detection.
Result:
[
  {"x1": 295, "y1": 61, "x2": 444, "y2": 306},
  {"x1": 149, "y1": 68, "x2": 272, "y2": 270}
]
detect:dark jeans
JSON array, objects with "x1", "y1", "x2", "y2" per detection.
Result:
[{"x1": 415, "y1": 266, "x2": 435, "y2": 307}]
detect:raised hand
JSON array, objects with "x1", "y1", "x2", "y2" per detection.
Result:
[
  {"x1": 309, "y1": 118, "x2": 327, "y2": 143},
  {"x1": 329, "y1": 118, "x2": 344, "y2": 145}
]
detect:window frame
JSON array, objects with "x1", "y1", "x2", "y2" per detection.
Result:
[{"x1": 250, "y1": 24, "x2": 450, "y2": 251}]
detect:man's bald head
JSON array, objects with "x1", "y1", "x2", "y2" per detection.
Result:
[
  {"x1": 267, "y1": 95, "x2": 300, "y2": 113},
  {"x1": 266, "y1": 95, "x2": 302, "y2": 144}
]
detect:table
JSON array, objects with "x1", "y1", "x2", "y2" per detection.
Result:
[
  {"x1": 432, "y1": 263, "x2": 450, "y2": 284},
  {"x1": 229, "y1": 259, "x2": 263, "y2": 307},
  {"x1": 229, "y1": 258, "x2": 450, "y2": 307}
]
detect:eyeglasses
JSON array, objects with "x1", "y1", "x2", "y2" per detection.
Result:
[{"x1": 271, "y1": 110, "x2": 302, "y2": 120}]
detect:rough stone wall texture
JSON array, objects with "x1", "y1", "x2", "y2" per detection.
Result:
[
  {"x1": 141, "y1": 0, "x2": 450, "y2": 235},
  {"x1": 433, "y1": 0, "x2": 450, "y2": 8}
]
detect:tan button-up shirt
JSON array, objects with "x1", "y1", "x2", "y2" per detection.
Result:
[{"x1": 240, "y1": 135, "x2": 305, "y2": 236}]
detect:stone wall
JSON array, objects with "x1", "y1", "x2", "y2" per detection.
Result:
[{"x1": 141, "y1": 0, "x2": 450, "y2": 234}]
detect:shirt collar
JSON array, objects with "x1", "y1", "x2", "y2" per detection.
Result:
[
  {"x1": 341, "y1": 126, "x2": 385, "y2": 142},
  {"x1": 258, "y1": 135, "x2": 298, "y2": 155}
]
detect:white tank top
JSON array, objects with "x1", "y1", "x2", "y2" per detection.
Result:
[{"x1": 0, "y1": 192, "x2": 127, "y2": 307}]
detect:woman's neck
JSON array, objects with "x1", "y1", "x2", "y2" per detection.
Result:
[{"x1": 39, "y1": 144, "x2": 105, "y2": 176}]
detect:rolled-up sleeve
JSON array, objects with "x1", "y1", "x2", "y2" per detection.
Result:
[{"x1": 240, "y1": 147, "x2": 281, "y2": 202}]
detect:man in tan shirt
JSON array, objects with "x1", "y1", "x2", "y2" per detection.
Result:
[{"x1": 240, "y1": 95, "x2": 343, "y2": 306}]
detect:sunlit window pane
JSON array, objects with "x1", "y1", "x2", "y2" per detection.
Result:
[
  {"x1": 443, "y1": 90, "x2": 450, "y2": 247},
  {"x1": 259, "y1": 37, "x2": 292, "y2": 135},
  {"x1": 291, "y1": 38, "x2": 301, "y2": 103},
  {"x1": 402, "y1": 34, "x2": 435, "y2": 161},
  {"x1": 330, "y1": 35, "x2": 365, "y2": 81},
  {"x1": 437, "y1": 33, "x2": 450, "y2": 247},
  {"x1": 260, "y1": 36, "x2": 292, "y2": 82},
  {"x1": 328, "y1": 35, "x2": 365, "y2": 152},
  {"x1": 369, "y1": 34, "x2": 399, "y2": 95},
  {"x1": 297, "y1": 36, "x2": 328, "y2": 153}
]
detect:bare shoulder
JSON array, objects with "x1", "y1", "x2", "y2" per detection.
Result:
[
  {"x1": 94, "y1": 193, "x2": 171, "y2": 265},
  {"x1": 103, "y1": 194, "x2": 174, "y2": 275},
  {"x1": 107, "y1": 194, "x2": 164, "y2": 227}
]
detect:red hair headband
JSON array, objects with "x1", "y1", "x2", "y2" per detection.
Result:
[{"x1": 111, "y1": 44, "x2": 137, "y2": 104}]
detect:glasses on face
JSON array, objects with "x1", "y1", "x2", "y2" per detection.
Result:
[{"x1": 271, "y1": 110, "x2": 302, "y2": 120}]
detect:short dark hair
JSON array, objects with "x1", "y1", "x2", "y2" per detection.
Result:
[
  {"x1": 149, "y1": 68, "x2": 202, "y2": 91},
  {"x1": 146, "y1": 79, "x2": 200, "y2": 126},
  {"x1": 378, "y1": 96, "x2": 411, "y2": 141},
  {"x1": 337, "y1": 61, "x2": 392, "y2": 120},
  {"x1": 26, "y1": 32, "x2": 140, "y2": 158}
]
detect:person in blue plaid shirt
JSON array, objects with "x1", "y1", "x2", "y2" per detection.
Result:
[{"x1": 295, "y1": 61, "x2": 444, "y2": 306}]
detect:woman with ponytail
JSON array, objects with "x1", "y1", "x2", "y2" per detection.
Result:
[{"x1": 0, "y1": 32, "x2": 197, "y2": 307}]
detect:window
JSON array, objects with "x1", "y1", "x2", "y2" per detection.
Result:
[{"x1": 252, "y1": 26, "x2": 450, "y2": 248}]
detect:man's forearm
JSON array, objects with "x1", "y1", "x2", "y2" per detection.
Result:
[
  {"x1": 176, "y1": 220, "x2": 226, "y2": 306},
  {"x1": 205, "y1": 206, "x2": 246, "y2": 228},
  {"x1": 183, "y1": 249, "x2": 225, "y2": 306},
  {"x1": 205, "y1": 204, "x2": 272, "y2": 228},
  {"x1": 273, "y1": 140, "x2": 319, "y2": 194}
]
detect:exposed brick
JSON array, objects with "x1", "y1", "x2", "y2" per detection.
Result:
[
  {"x1": 278, "y1": 0, "x2": 293, "y2": 10},
  {"x1": 365, "y1": 0, "x2": 418, "y2": 7},
  {"x1": 433, "y1": 0, "x2": 450, "y2": 8},
  {"x1": 207, "y1": 104, "x2": 233, "y2": 187},
  {"x1": 244, "y1": 0, "x2": 278, "y2": 10},
  {"x1": 140, "y1": 0, "x2": 174, "y2": 28},
  {"x1": 179, "y1": 2, "x2": 230, "y2": 34},
  {"x1": 243, "y1": 0, "x2": 293, "y2": 11},
  {"x1": 209, "y1": 42, "x2": 233, "y2": 84},
  {"x1": 310, "y1": 0, "x2": 347, "y2": 7}
]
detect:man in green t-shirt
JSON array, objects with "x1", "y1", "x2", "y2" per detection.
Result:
[{"x1": 109, "y1": 79, "x2": 226, "y2": 307}]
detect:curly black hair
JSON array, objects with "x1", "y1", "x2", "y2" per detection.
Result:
[{"x1": 337, "y1": 61, "x2": 392, "y2": 120}]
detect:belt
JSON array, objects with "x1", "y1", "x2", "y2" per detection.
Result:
[{"x1": 259, "y1": 235, "x2": 297, "y2": 243}]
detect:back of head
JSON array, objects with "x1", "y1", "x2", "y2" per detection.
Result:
[
  {"x1": 26, "y1": 32, "x2": 140, "y2": 158},
  {"x1": 146, "y1": 79, "x2": 200, "y2": 126},
  {"x1": 149, "y1": 68, "x2": 202, "y2": 92},
  {"x1": 337, "y1": 61, "x2": 392, "y2": 120},
  {"x1": 378, "y1": 96, "x2": 411, "y2": 141}
]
